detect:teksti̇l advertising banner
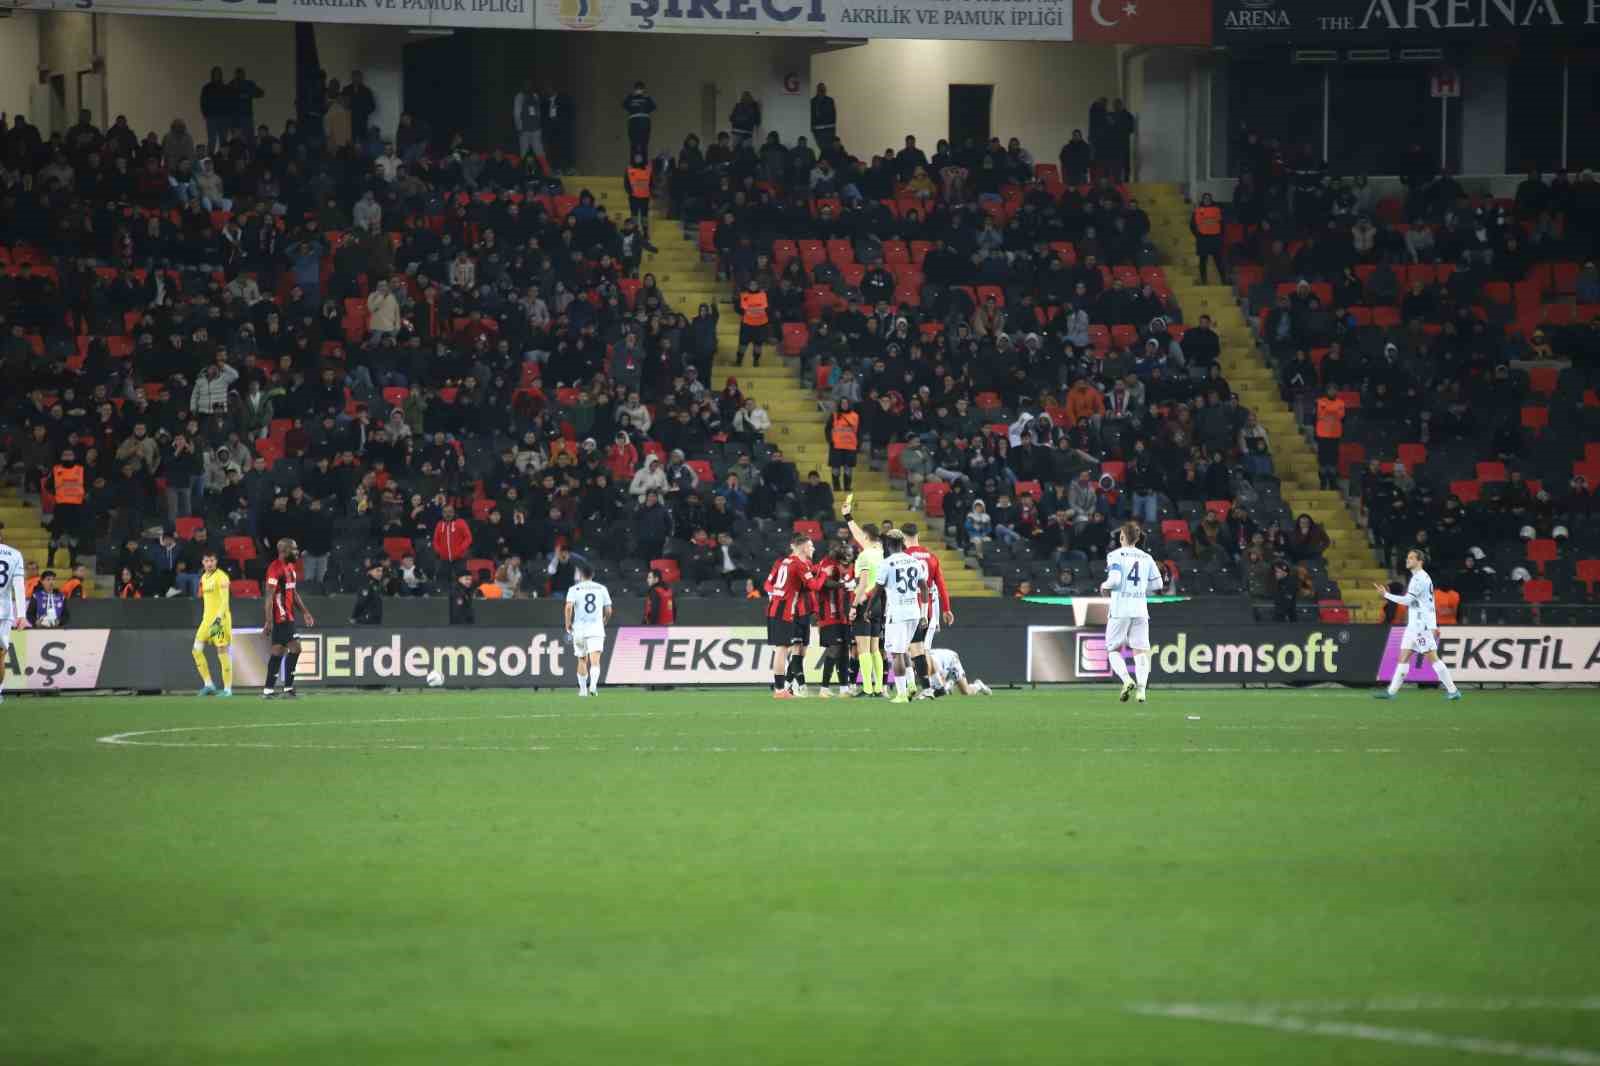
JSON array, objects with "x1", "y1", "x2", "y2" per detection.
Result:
[
  {"x1": 1027, "y1": 624, "x2": 1376, "y2": 683},
  {"x1": 1377, "y1": 626, "x2": 1600, "y2": 684},
  {"x1": 1214, "y1": 0, "x2": 1600, "y2": 45}
]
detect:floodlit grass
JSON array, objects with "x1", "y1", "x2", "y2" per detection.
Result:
[{"x1": 1, "y1": 686, "x2": 1597, "y2": 1065}]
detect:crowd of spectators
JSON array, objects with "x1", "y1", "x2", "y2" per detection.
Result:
[
  {"x1": 1226, "y1": 129, "x2": 1600, "y2": 613},
  {"x1": 671, "y1": 104, "x2": 1329, "y2": 604}
]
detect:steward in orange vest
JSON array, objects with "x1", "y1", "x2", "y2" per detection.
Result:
[
  {"x1": 737, "y1": 280, "x2": 769, "y2": 366},
  {"x1": 1190, "y1": 191, "x2": 1226, "y2": 285},
  {"x1": 625, "y1": 155, "x2": 653, "y2": 233},
  {"x1": 1314, "y1": 384, "x2": 1346, "y2": 490},
  {"x1": 827, "y1": 399, "x2": 860, "y2": 491},
  {"x1": 49, "y1": 449, "x2": 88, "y2": 567}
]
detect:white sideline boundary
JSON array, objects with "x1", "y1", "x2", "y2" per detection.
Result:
[{"x1": 1131, "y1": 1002, "x2": 1600, "y2": 1064}]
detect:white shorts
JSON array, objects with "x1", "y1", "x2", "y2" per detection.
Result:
[
  {"x1": 1105, "y1": 617, "x2": 1151, "y2": 652},
  {"x1": 1401, "y1": 624, "x2": 1437, "y2": 656},
  {"x1": 572, "y1": 628, "x2": 605, "y2": 657},
  {"x1": 884, "y1": 619, "x2": 918, "y2": 655},
  {"x1": 0, "y1": 619, "x2": 11, "y2": 650}
]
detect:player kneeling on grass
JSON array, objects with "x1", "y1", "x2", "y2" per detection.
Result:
[
  {"x1": 1100, "y1": 522, "x2": 1161, "y2": 703},
  {"x1": 1373, "y1": 548, "x2": 1461, "y2": 701},
  {"x1": 929, "y1": 648, "x2": 991, "y2": 696},
  {"x1": 192, "y1": 551, "x2": 234, "y2": 697},
  {"x1": 565, "y1": 563, "x2": 612, "y2": 697}
]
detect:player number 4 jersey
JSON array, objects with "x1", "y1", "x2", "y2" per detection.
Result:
[
  {"x1": 1104, "y1": 547, "x2": 1163, "y2": 619},
  {"x1": 876, "y1": 553, "x2": 927, "y2": 623}
]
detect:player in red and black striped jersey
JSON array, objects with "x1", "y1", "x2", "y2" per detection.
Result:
[
  {"x1": 263, "y1": 538, "x2": 315, "y2": 699},
  {"x1": 764, "y1": 532, "x2": 822, "y2": 698},
  {"x1": 812, "y1": 544, "x2": 856, "y2": 698},
  {"x1": 903, "y1": 523, "x2": 954, "y2": 698}
]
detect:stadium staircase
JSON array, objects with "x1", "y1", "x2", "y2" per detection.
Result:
[
  {"x1": 568, "y1": 175, "x2": 993, "y2": 597},
  {"x1": 1139, "y1": 183, "x2": 1390, "y2": 620}
]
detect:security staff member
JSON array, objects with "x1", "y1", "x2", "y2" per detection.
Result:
[
  {"x1": 810, "y1": 82, "x2": 837, "y2": 153},
  {"x1": 513, "y1": 80, "x2": 543, "y2": 159},
  {"x1": 625, "y1": 154, "x2": 653, "y2": 235},
  {"x1": 738, "y1": 278, "x2": 769, "y2": 367},
  {"x1": 1314, "y1": 383, "x2": 1347, "y2": 491},
  {"x1": 49, "y1": 448, "x2": 86, "y2": 568},
  {"x1": 1190, "y1": 191, "x2": 1225, "y2": 285},
  {"x1": 827, "y1": 398, "x2": 860, "y2": 492},
  {"x1": 622, "y1": 81, "x2": 656, "y2": 160}
]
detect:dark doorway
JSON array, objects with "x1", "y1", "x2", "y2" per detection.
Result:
[{"x1": 948, "y1": 84, "x2": 993, "y2": 153}]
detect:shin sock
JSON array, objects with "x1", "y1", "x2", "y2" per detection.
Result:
[
  {"x1": 1108, "y1": 652, "x2": 1133, "y2": 687},
  {"x1": 265, "y1": 653, "x2": 282, "y2": 690},
  {"x1": 192, "y1": 645, "x2": 213, "y2": 687},
  {"x1": 1387, "y1": 661, "x2": 1410, "y2": 695},
  {"x1": 1133, "y1": 652, "x2": 1151, "y2": 691},
  {"x1": 820, "y1": 654, "x2": 836, "y2": 687},
  {"x1": 913, "y1": 655, "x2": 930, "y2": 691},
  {"x1": 282, "y1": 650, "x2": 298, "y2": 691},
  {"x1": 1432, "y1": 660, "x2": 1458, "y2": 694},
  {"x1": 219, "y1": 649, "x2": 234, "y2": 691}
]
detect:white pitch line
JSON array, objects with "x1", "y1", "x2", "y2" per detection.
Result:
[
  {"x1": 1138, "y1": 998, "x2": 1600, "y2": 1014},
  {"x1": 1131, "y1": 1003, "x2": 1600, "y2": 1064}
]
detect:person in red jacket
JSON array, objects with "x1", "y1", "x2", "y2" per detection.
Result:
[
  {"x1": 643, "y1": 567, "x2": 676, "y2": 624},
  {"x1": 432, "y1": 504, "x2": 473, "y2": 572}
]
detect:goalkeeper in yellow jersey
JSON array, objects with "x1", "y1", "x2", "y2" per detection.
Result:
[{"x1": 193, "y1": 551, "x2": 234, "y2": 697}]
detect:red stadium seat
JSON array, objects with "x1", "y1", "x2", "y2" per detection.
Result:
[
  {"x1": 793, "y1": 519, "x2": 824, "y2": 543},
  {"x1": 686, "y1": 460, "x2": 714, "y2": 484},
  {"x1": 825, "y1": 238, "x2": 854, "y2": 267},
  {"x1": 782, "y1": 322, "x2": 809, "y2": 357},
  {"x1": 697, "y1": 221, "x2": 718, "y2": 258},
  {"x1": 175, "y1": 516, "x2": 205, "y2": 540},
  {"x1": 1101, "y1": 461, "x2": 1126, "y2": 483},
  {"x1": 649, "y1": 558, "x2": 681, "y2": 585},
  {"x1": 1317, "y1": 600, "x2": 1352, "y2": 624},
  {"x1": 974, "y1": 391, "x2": 1003, "y2": 412},
  {"x1": 1522, "y1": 578, "x2": 1554, "y2": 605},
  {"x1": 1521, "y1": 406, "x2": 1550, "y2": 433},
  {"x1": 1397, "y1": 442, "x2": 1427, "y2": 469},
  {"x1": 1338, "y1": 442, "x2": 1366, "y2": 477},
  {"x1": 1449, "y1": 479, "x2": 1481, "y2": 504},
  {"x1": 231, "y1": 579, "x2": 260, "y2": 597},
  {"x1": 465, "y1": 558, "x2": 496, "y2": 582},
  {"x1": 224, "y1": 536, "x2": 257, "y2": 563},
  {"x1": 382, "y1": 386, "x2": 409, "y2": 408},
  {"x1": 382, "y1": 536, "x2": 413, "y2": 562},
  {"x1": 1014, "y1": 480, "x2": 1042, "y2": 501},
  {"x1": 1161, "y1": 519, "x2": 1192, "y2": 544},
  {"x1": 1476, "y1": 461, "x2": 1508, "y2": 484},
  {"x1": 1205, "y1": 499, "x2": 1232, "y2": 522},
  {"x1": 1526, "y1": 538, "x2": 1559, "y2": 574},
  {"x1": 882, "y1": 240, "x2": 909, "y2": 265},
  {"x1": 1576, "y1": 559, "x2": 1600, "y2": 593},
  {"x1": 1527, "y1": 367, "x2": 1560, "y2": 395},
  {"x1": 887, "y1": 443, "x2": 907, "y2": 479}
]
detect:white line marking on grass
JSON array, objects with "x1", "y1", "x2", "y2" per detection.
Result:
[{"x1": 1131, "y1": 1003, "x2": 1600, "y2": 1064}]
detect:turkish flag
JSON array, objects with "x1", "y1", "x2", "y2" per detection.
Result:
[{"x1": 1074, "y1": 0, "x2": 1213, "y2": 44}]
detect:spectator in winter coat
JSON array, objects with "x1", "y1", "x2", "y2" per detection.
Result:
[
  {"x1": 628, "y1": 455, "x2": 670, "y2": 499},
  {"x1": 367, "y1": 279, "x2": 401, "y2": 337},
  {"x1": 432, "y1": 504, "x2": 473, "y2": 565}
]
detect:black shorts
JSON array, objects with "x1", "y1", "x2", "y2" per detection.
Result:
[
  {"x1": 821, "y1": 623, "x2": 851, "y2": 648},
  {"x1": 739, "y1": 322, "x2": 768, "y2": 347},
  {"x1": 271, "y1": 621, "x2": 298, "y2": 646},
  {"x1": 856, "y1": 614, "x2": 883, "y2": 639},
  {"x1": 767, "y1": 615, "x2": 810, "y2": 646},
  {"x1": 828, "y1": 447, "x2": 858, "y2": 469}
]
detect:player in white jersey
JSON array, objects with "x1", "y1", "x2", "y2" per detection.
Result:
[
  {"x1": 928, "y1": 648, "x2": 993, "y2": 696},
  {"x1": 872, "y1": 530, "x2": 928, "y2": 704},
  {"x1": 563, "y1": 562, "x2": 613, "y2": 696},
  {"x1": 1099, "y1": 522, "x2": 1163, "y2": 703},
  {"x1": 1374, "y1": 548, "x2": 1461, "y2": 700},
  {"x1": 0, "y1": 525, "x2": 28, "y2": 702}
]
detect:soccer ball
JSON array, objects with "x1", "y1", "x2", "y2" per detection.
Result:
[{"x1": 425, "y1": 670, "x2": 445, "y2": 688}]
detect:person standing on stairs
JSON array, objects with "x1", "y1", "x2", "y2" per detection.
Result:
[
  {"x1": 737, "y1": 278, "x2": 769, "y2": 367},
  {"x1": 1191, "y1": 192, "x2": 1225, "y2": 286},
  {"x1": 625, "y1": 154, "x2": 654, "y2": 237},
  {"x1": 622, "y1": 81, "x2": 656, "y2": 160},
  {"x1": 810, "y1": 83, "x2": 837, "y2": 154},
  {"x1": 827, "y1": 398, "x2": 860, "y2": 492},
  {"x1": 1314, "y1": 383, "x2": 1347, "y2": 490},
  {"x1": 513, "y1": 81, "x2": 543, "y2": 160}
]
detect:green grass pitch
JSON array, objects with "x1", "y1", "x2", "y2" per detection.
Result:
[{"x1": 1, "y1": 685, "x2": 1597, "y2": 1065}]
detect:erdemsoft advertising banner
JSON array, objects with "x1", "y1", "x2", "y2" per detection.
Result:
[{"x1": 1028, "y1": 625, "x2": 1367, "y2": 683}]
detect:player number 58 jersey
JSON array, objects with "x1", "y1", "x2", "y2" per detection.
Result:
[
  {"x1": 1105, "y1": 546, "x2": 1162, "y2": 619},
  {"x1": 876, "y1": 553, "x2": 927, "y2": 623}
]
